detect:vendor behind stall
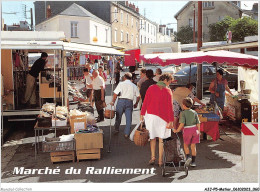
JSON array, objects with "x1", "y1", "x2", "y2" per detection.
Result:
[
  {"x1": 209, "y1": 69, "x2": 233, "y2": 110},
  {"x1": 22, "y1": 52, "x2": 49, "y2": 106}
]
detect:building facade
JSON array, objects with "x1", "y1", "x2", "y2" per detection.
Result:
[
  {"x1": 243, "y1": 3, "x2": 258, "y2": 21},
  {"x1": 35, "y1": 3, "x2": 111, "y2": 46},
  {"x1": 111, "y1": 1, "x2": 140, "y2": 50},
  {"x1": 156, "y1": 25, "x2": 172, "y2": 43},
  {"x1": 174, "y1": 1, "x2": 242, "y2": 42},
  {"x1": 139, "y1": 15, "x2": 157, "y2": 45}
]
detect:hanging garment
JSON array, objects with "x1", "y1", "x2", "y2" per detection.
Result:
[{"x1": 15, "y1": 52, "x2": 20, "y2": 67}]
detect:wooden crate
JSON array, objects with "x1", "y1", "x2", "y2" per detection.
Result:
[
  {"x1": 50, "y1": 151, "x2": 75, "y2": 163},
  {"x1": 76, "y1": 149, "x2": 101, "y2": 162},
  {"x1": 251, "y1": 104, "x2": 258, "y2": 123}
]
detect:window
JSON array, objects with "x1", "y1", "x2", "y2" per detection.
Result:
[
  {"x1": 141, "y1": 35, "x2": 142, "y2": 44},
  {"x1": 206, "y1": 17, "x2": 208, "y2": 24},
  {"x1": 145, "y1": 37, "x2": 146, "y2": 43},
  {"x1": 71, "y1": 22, "x2": 78, "y2": 37},
  {"x1": 121, "y1": 10, "x2": 123, "y2": 24},
  {"x1": 127, "y1": 14, "x2": 129, "y2": 26},
  {"x1": 131, "y1": 34, "x2": 133, "y2": 46},
  {"x1": 114, "y1": 29, "x2": 117, "y2": 42},
  {"x1": 203, "y1": 1, "x2": 214, "y2": 8},
  {"x1": 136, "y1": 21, "x2": 138, "y2": 29},
  {"x1": 131, "y1": 17, "x2": 134, "y2": 27},
  {"x1": 121, "y1": 31, "x2": 123, "y2": 42},
  {"x1": 148, "y1": 23, "x2": 149, "y2": 33},
  {"x1": 105, "y1": 28, "x2": 108, "y2": 43},
  {"x1": 189, "y1": 18, "x2": 193, "y2": 27},
  {"x1": 136, "y1": 36, "x2": 138, "y2": 47},
  {"x1": 95, "y1": 25, "x2": 98, "y2": 36},
  {"x1": 148, "y1": 38, "x2": 149, "y2": 43},
  {"x1": 219, "y1": 16, "x2": 224, "y2": 21},
  {"x1": 114, "y1": 8, "x2": 117, "y2": 19},
  {"x1": 126, "y1": 33, "x2": 129, "y2": 43}
]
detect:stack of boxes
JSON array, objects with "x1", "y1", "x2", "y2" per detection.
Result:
[{"x1": 69, "y1": 114, "x2": 103, "y2": 162}]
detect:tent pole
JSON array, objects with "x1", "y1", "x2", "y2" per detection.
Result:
[
  {"x1": 54, "y1": 50, "x2": 57, "y2": 137},
  {"x1": 107, "y1": 55, "x2": 115, "y2": 153},
  {"x1": 189, "y1": 64, "x2": 192, "y2": 84}
]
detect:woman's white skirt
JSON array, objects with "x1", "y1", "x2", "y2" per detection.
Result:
[{"x1": 144, "y1": 113, "x2": 171, "y2": 140}]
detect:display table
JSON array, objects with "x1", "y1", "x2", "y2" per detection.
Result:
[
  {"x1": 200, "y1": 121, "x2": 219, "y2": 141},
  {"x1": 34, "y1": 122, "x2": 70, "y2": 159}
]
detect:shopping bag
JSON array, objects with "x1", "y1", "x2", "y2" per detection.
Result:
[
  {"x1": 133, "y1": 122, "x2": 149, "y2": 146},
  {"x1": 130, "y1": 121, "x2": 142, "y2": 141}
]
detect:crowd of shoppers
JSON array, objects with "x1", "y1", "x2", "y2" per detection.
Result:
[{"x1": 82, "y1": 59, "x2": 235, "y2": 169}]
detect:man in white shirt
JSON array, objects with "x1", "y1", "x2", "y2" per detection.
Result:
[
  {"x1": 86, "y1": 70, "x2": 105, "y2": 122},
  {"x1": 110, "y1": 73, "x2": 141, "y2": 138},
  {"x1": 83, "y1": 68, "x2": 93, "y2": 99}
]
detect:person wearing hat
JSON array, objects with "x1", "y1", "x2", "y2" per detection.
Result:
[{"x1": 23, "y1": 52, "x2": 49, "y2": 107}]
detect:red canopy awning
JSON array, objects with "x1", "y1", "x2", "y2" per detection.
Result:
[
  {"x1": 140, "y1": 50, "x2": 258, "y2": 69},
  {"x1": 125, "y1": 49, "x2": 140, "y2": 66}
]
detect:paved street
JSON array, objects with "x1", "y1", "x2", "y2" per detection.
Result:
[{"x1": 1, "y1": 78, "x2": 258, "y2": 184}]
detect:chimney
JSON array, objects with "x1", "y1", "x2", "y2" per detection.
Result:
[
  {"x1": 126, "y1": 1, "x2": 129, "y2": 7},
  {"x1": 129, "y1": 3, "x2": 132, "y2": 8},
  {"x1": 133, "y1": 3, "x2": 135, "y2": 10},
  {"x1": 46, "y1": 5, "x2": 51, "y2": 19},
  {"x1": 136, "y1": 6, "x2": 139, "y2": 13}
]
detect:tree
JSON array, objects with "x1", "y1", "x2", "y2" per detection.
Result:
[
  {"x1": 208, "y1": 16, "x2": 235, "y2": 42},
  {"x1": 176, "y1": 26, "x2": 194, "y2": 44},
  {"x1": 230, "y1": 17, "x2": 258, "y2": 42},
  {"x1": 209, "y1": 16, "x2": 258, "y2": 42}
]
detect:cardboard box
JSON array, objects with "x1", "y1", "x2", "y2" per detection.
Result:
[
  {"x1": 52, "y1": 119, "x2": 67, "y2": 127},
  {"x1": 75, "y1": 130, "x2": 103, "y2": 150},
  {"x1": 69, "y1": 115, "x2": 87, "y2": 134},
  {"x1": 40, "y1": 83, "x2": 61, "y2": 98}
]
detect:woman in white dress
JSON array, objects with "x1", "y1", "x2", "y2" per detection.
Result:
[{"x1": 140, "y1": 73, "x2": 174, "y2": 166}]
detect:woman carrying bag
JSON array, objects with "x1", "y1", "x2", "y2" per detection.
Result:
[{"x1": 140, "y1": 73, "x2": 174, "y2": 167}]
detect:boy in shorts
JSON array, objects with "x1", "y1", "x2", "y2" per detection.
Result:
[{"x1": 173, "y1": 97, "x2": 200, "y2": 167}]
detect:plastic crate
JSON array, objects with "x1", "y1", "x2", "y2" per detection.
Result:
[
  {"x1": 201, "y1": 113, "x2": 220, "y2": 121},
  {"x1": 42, "y1": 137, "x2": 75, "y2": 152}
]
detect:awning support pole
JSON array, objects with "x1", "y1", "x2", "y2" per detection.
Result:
[{"x1": 107, "y1": 55, "x2": 115, "y2": 153}]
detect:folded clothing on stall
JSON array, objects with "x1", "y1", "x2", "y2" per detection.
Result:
[{"x1": 76, "y1": 125, "x2": 100, "y2": 133}]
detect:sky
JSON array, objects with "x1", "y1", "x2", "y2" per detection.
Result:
[{"x1": 1, "y1": 1, "x2": 258, "y2": 30}]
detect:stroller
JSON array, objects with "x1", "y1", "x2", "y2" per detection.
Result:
[{"x1": 161, "y1": 133, "x2": 189, "y2": 177}]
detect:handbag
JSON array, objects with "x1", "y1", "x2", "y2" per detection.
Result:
[
  {"x1": 133, "y1": 122, "x2": 149, "y2": 146},
  {"x1": 95, "y1": 100, "x2": 106, "y2": 111},
  {"x1": 104, "y1": 104, "x2": 115, "y2": 119}
]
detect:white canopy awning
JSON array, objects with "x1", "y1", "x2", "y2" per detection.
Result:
[
  {"x1": 63, "y1": 42, "x2": 125, "y2": 55},
  {"x1": 1, "y1": 41, "x2": 125, "y2": 56},
  {"x1": 1, "y1": 40, "x2": 64, "y2": 50}
]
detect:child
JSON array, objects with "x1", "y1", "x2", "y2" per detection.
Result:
[{"x1": 173, "y1": 97, "x2": 200, "y2": 167}]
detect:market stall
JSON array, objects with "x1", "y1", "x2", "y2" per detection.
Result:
[
  {"x1": 140, "y1": 50, "x2": 258, "y2": 141},
  {"x1": 1, "y1": 31, "x2": 125, "y2": 159}
]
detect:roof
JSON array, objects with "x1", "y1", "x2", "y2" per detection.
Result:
[
  {"x1": 174, "y1": 1, "x2": 242, "y2": 19},
  {"x1": 59, "y1": 3, "x2": 110, "y2": 26},
  {"x1": 200, "y1": 41, "x2": 258, "y2": 51}
]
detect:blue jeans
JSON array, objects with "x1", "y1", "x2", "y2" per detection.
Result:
[{"x1": 114, "y1": 98, "x2": 133, "y2": 135}]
